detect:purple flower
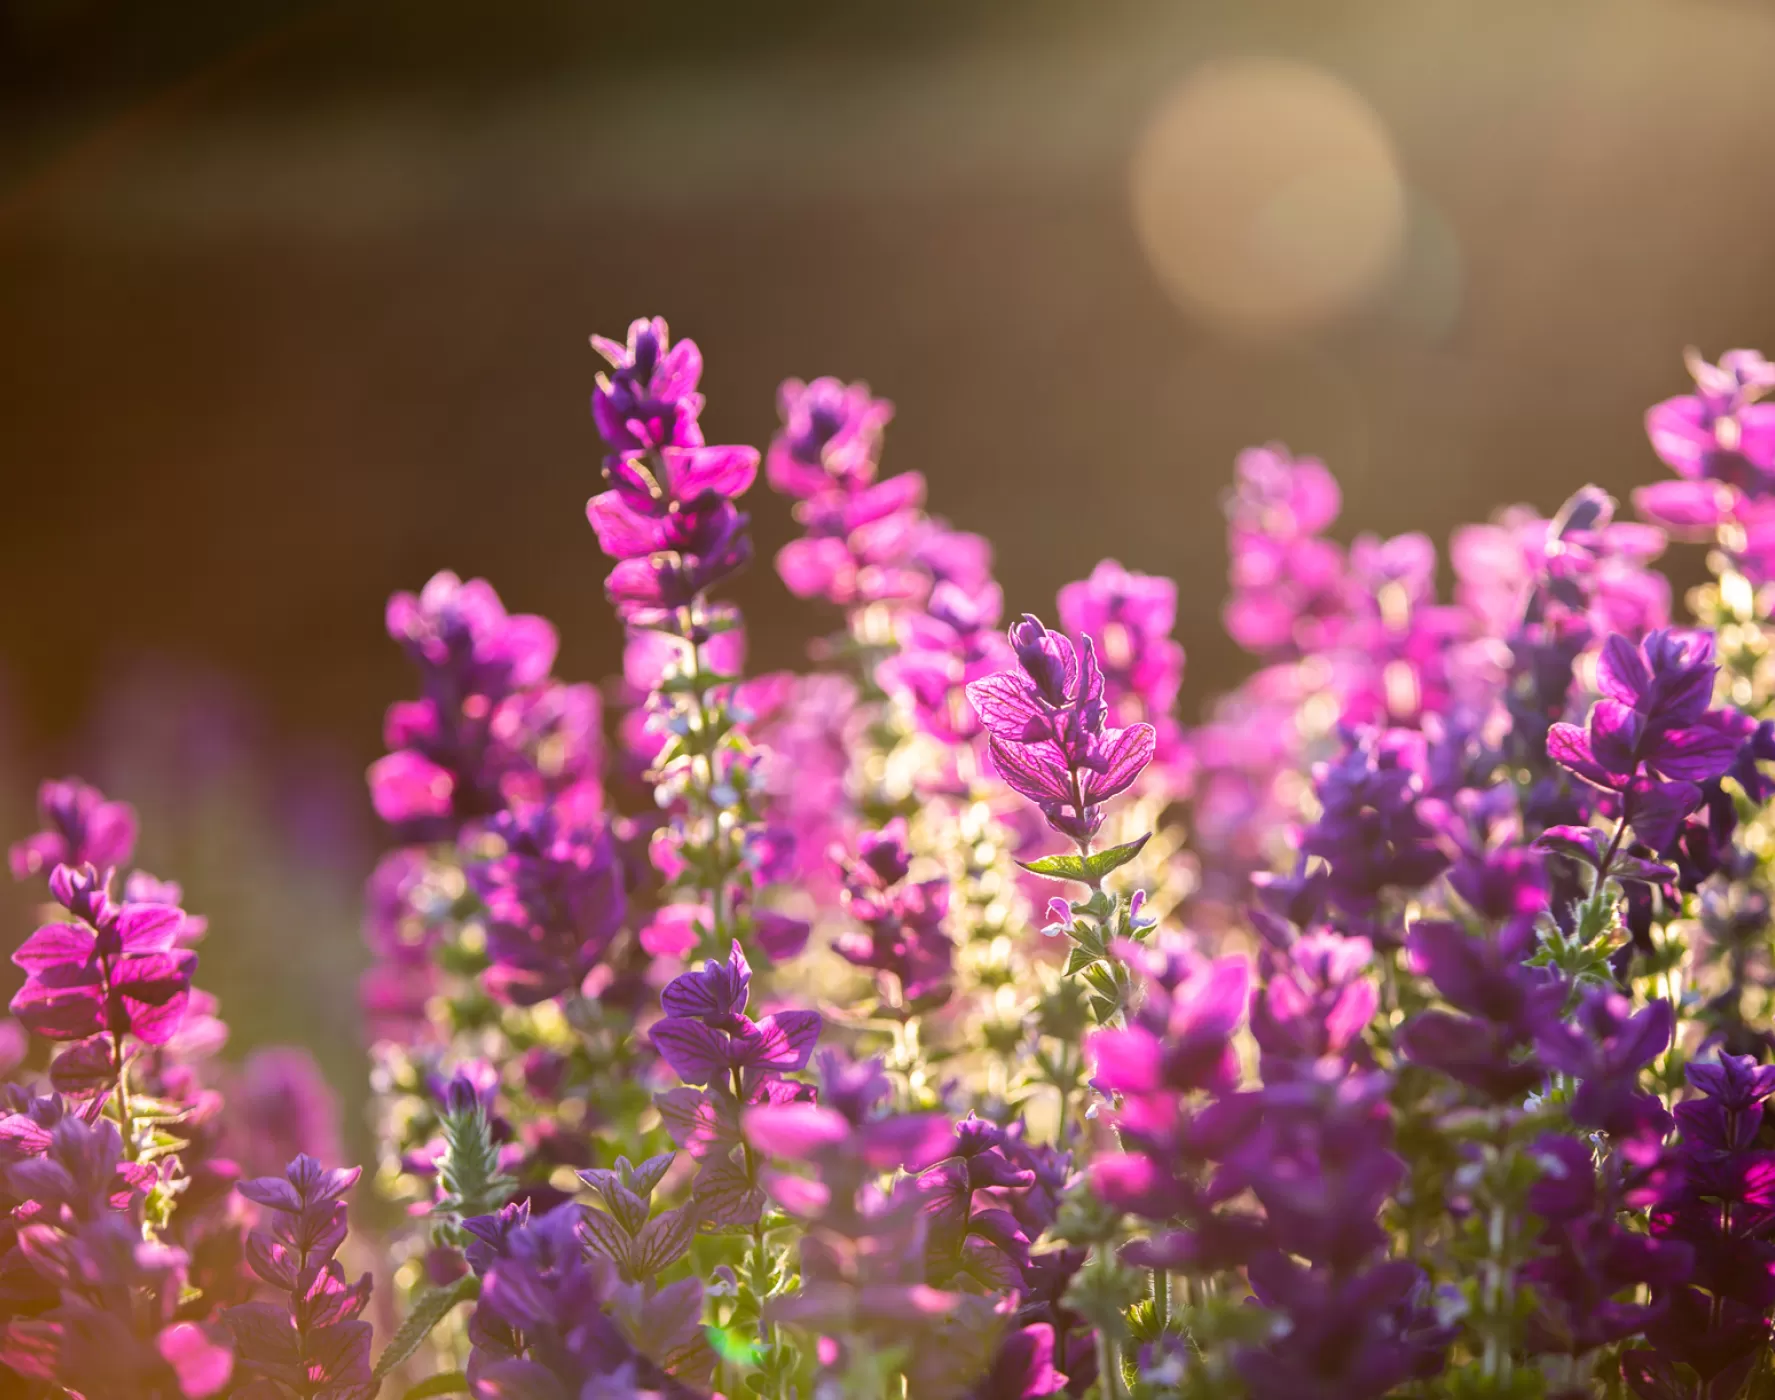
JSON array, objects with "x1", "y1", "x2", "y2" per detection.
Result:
[
  {"x1": 8, "y1": 779, "x2": 137, "y2": 883},
  {"x1": 10, "y1": 865, "x2": 197, "y2": 1050},
  {"x1": 1548, "y1": 630, "x2": 1739, "y2": 851},
  {"x1": 1525, "y1": 1135, "x2": 1694, "y2": 1358},
  {"x1": 1299, "y1": 727, "x2": 1448, "y2": 935},
  {"x1": 966, "y1": 615, "x2": 1156, "y2": 844},
  {"x1": 1090, "y1": 949, "x2": 1267, "y2": 1274},
  {"x1": 913, "y1": 1117, "x2": 1038, "y2": 1292},
  {"x1": 1461, "y1": 489, "x2": 1671, "y2": 794},
  {"x1": 1625, "y1": 1055, "x2": 1775, "y2": 1392},
  {"x1": 465, "y1": 794, "x2": 627, "y2": 1006},
  {"x1": 768, "y1": 376, "x2": 894, "y2": 499},
  {"x1": 1396, "y1": 920, "x2": 1563, "y2": 1100},
  {"x1": 223, "y1": 1154, "x2": 372, "y2": 1400},
  {"x1": 648, "y1": 941, "x2": 821, "y2": 1089},
  {"x1": 1229, "y1": 1071, "x2": 1404, "y2": 1273},
  {"x1": 1536, "y1": 988, "x2": 1674, "y2": 1140},
  {"x1": 968, "y1": 1323, "x2": 1067, "y2": 1399},
  {"x1": 589, "y1": 316, "x2": 705, "y2": 457},
  {"x1": 1057, "y1": 560, "x2": 1191, "y2": 795},
  {"x1": 1235, "y1": 1256, "x2": 1452, "y2": 1400},
  {"x1": 833, "y1": 821, "x2": 955, "y2": 1009},
  {"x1": 465, "y1": 1201, "x2": 707, "y2": 1397},
  {"x1": 370, "y1": 571, "x2": 597, "y2": 841},
  {"x1": 0, "y1": 1198, "x2": 235, "y2": 1399},
  {"x1": 1249, "y1": 930, "x2": 1378, "y2": 1072}
]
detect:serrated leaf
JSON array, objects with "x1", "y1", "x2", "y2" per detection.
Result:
[
  {"x1": 403, "y1": 1374, "x2": 470, "y2": 1399},
  {"x1": 373, "y1": 1276, "x2": 479, "y2": 1382},
  {"x1": 1017, "y1": 834, "x2": 1150, "y2": 885}
]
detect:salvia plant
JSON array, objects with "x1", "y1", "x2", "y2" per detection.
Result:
[{"x1": 11, "y1": 324, "x2": 1775, "y2": 1400}]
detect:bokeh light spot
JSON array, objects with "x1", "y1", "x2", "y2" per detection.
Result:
[{"x1": 1131, "y1": 57, "x2": 1407, "y2": 334}]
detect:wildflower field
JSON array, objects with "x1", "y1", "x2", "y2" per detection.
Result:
[{"x1": 6, "y1": 320, "x2": 1775, "y2": 1400}]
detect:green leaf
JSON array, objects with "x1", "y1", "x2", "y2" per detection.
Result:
[
  {"x1": 1017, "y1": 834, "x2": 1150, "y2": 885},
  {"x1": 374, "y1": 1277, "x2": 480, "y2": 1382},
  {"x1": 1064, "y1": 945, "x2": 1105, "y2": 977},
  {"x1": 706, "y1": 1323, "x2": 761, "y2": 1367},
  {"x1": 402, "y1": 1374, "x2": 471, "y2": 1400}
]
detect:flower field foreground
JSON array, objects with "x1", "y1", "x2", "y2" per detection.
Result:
[{"x1": 5, "y1": 323, "x2": 1775, "y2": 1398}]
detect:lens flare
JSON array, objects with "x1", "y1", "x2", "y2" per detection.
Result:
[{"x1": 1130, "y1": 57, "x2": 1407, "y2": 335}]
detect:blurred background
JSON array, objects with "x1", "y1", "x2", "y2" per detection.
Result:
[{"x1": 4, "y1": 0, "x2": 1775, "y2": 1133}]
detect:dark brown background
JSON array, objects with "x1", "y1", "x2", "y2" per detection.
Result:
[{"x1": 2, "y1": 0, "x2": 1773, "y2": 1087}]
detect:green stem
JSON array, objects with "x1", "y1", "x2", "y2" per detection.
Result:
[
  {"x1": 1097, "y1": 1329, "x2": 1124, "y2": 1400},
  {"x1": 110, "y1": 1033, "x2": 133, "y2": 1161},
  {"x1": 675, "y1": 601, "x2": 742, "y2": 957},
  {"x1": 733, "y1": 1067, "x2": 774, "y2": 1357},
  {"x1": 1594, "y1": 810, "x2": 1631, "y2": 893}
]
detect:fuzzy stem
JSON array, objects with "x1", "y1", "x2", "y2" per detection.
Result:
[{"x1": 1097, "y1": 1329, "x2": 1124, "y2": 1400}]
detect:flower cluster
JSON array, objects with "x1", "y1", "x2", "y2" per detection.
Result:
[
  {"x1": 967, "y1": 615, "x2": 1157, "y2": 845},
  {"x1": 588, "y1": 318, "x2": 758, "y2": 623},
  {"x1": 22, "y1": 320, "x2": 1775, "y2": 1400}
]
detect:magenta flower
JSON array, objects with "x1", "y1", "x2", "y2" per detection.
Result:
[
  {"x1": 767, "y1": 376, "x2": 894, "y2": 498},
  {"x1": 10, "y1": 864, "x2": 196, "y2": 1049},
  {"x1": 1057, "y1": 560, "x2": 1191, "y2": 794},
  {"x1": 833, "y1": 820, "x2": 955, "y2": 1009},
  {"x1": 778, "y1": 473, "x2": 931, "y2": 607},
  {"x1": 1222, "y1": 444, "x2": 1349, "y2": 657},
  {"x1": 745, "y1": 1050, "x2": 951, "y2": 1183},
  {"x1": 8, "y1": 779, "x2": 137, "y2": 883},
  {"x1": 1635, "y1": 348, "x2": 1775, "y2": 538},
  {"x1": 589, "y1": 315, "x2": 705, "y2": 456},
  {"x1": 880, "y1": 577, "x2": 1013, "y2": 746},
  {"x1": 587, "y1": 318, "x2": 759, "y2": 624},
  {"x1": 966, "y1": 615, "x2": 1156, "y2": 844},
  {"x1": 370, "y1": 570, "x2": 596, "y2": 839}
]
